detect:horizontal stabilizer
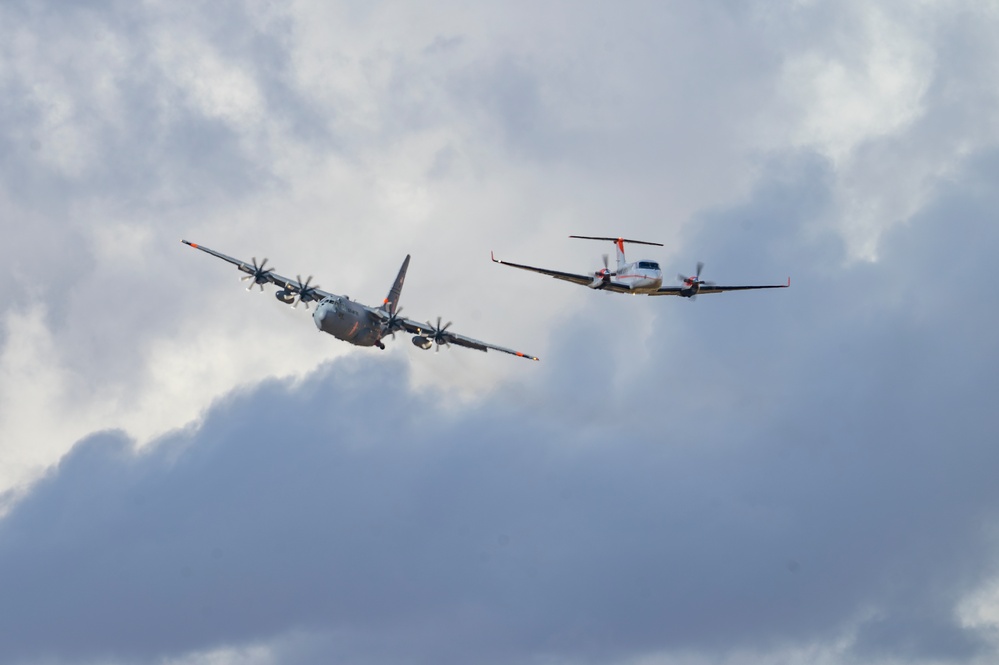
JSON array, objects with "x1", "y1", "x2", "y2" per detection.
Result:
[{"x1": 569, "y1": 235, "x2": 663, "y2": 247}]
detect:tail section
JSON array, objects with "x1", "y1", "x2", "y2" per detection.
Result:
[
  {"x1": 613, "y1": 238, "x2": 626, "y2": 270},
  {"x1": 382, "y1": 255, "x2": 410, "y2": 314},
  {"x1": 569, "y1": 235, "x2": 664, "y2": 271}
]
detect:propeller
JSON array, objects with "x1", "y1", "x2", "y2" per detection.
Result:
[
  {"x1": 426, "y1": 316, "x2": 453, "y2": 352},
  {"x1": 383, "y1": 307, "x2": 406, "y2": 339},
  {"x1": 240, "y1": 257, "x2": 274, "y2": 291},
  {"x1": 677, "y1": 261, "x2": 715, "y2": 299},
  {"x1": 595, "y1": 254, "x2": 616, "y2": 281},
  {"x1": 291, "y1": 275, "x2": 322, "y2": 309}
]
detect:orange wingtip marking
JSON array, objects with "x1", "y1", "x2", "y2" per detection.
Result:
[{"x1": 191, "y1": 243, "x2": 199, "y2": 248}]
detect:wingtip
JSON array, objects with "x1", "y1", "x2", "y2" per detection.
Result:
[
  {"x1": 787, "y1": 276, "x2": 791, "y2": 287},
  {"x1": 181, "y1": 239, "x2": 198, "y2": 248},
  {"x1": 490, "y1": 250, "x2": 499, "y2": 263}
]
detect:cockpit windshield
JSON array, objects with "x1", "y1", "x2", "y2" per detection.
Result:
[{"x1": 637, "y1": 261, "x2": 660, "y2": 270}]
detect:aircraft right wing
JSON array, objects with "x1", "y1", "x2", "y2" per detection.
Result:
[
  {"x1": 490, "y1": 252, "x2": 632, "y2": 293},
  {"x1": 650, "y1": 278, "x2": 791, "y2": 296},
  {"x1": 396, "y1": 315, "x2": 540, "y2": 361}
]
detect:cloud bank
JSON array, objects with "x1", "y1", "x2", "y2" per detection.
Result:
[
  {"x1": 3, "y1": 1, "x2": 999, "y2": 663},
  {"x1": 4, "y1": 150, "x2": 999, "y2": 664}
]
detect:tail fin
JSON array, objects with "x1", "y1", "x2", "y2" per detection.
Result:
[
  {"x1": 569, "y1": 235, "x2": 663, "y2": 271},
  {"x1": 613, "y1": 238, "x2": 626, "y2": 271},
  {"x1": 382, "y1": 255, "x2": 410, "y2": 314}
]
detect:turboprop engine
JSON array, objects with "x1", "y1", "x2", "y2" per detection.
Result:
[
  {"x1": 412, "y1": 335, "x2": 433, "y2": 350},
  {"x1": 587, "y1": 253, "x2": 615, "y2": 289}
]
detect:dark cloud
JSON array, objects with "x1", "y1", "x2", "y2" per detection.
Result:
[
  {"x1": 4, "y1": 2, "x2": 999, "y2": 664},
  {"x1": 3, "y1": 147, "x2": 999, "y2": 665}
]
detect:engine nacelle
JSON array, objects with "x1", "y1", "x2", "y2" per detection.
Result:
[
  {"x1": 412, "y1": 335, "x2": 433, "y2": 350},
  {"x1": 275, "y1": 289, "x2": 296, "y2": 304}
]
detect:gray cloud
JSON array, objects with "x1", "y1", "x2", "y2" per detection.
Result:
[
  {"x1": 4, "y1": 2, "x2": 999, "y2": 663},
  {"x1": 3, "y1": 146, "x2": 999, "y2": 664}
]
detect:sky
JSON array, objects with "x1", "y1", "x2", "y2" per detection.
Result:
[{"x1": 1, "y1": 1, "x2": 999, "y2": 663}]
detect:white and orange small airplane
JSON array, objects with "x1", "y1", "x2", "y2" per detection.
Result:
[{"x1": 491, "y1": 235, "x2": 789, "y2": 298}]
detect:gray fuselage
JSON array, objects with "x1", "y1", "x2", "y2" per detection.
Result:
[{"x1": 312, "y1": 296, "x2": 383, "y2": 347}]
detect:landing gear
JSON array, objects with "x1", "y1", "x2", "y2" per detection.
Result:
[{"x1": 375, "y1": 341, "x2": 385, "y2": 350}]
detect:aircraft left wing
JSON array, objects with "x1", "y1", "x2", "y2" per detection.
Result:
[
  {"x1": 650, "y1": 278, "x2": 791, "y2": 296},
  {"x1": 396, "y1": 316, "x2": 540, "y2": 361}
]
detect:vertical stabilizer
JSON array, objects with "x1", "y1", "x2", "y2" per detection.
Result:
[
  {"x1": 382, "y1": 255, "x2": 410, "y2": 314},
  {"x1": 613, "y1": 238, "x2": 627, "y2": 271}
]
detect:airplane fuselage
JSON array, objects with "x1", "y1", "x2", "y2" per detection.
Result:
[
  {"x1": 594, "y1": 260, "x2": 663, "y2": 292},
  {"x1": 617, "y1": 261, "x2": 663, "y2": 291},
  {"x1": 313, "y1": 296, "x2": 384, "y2": 347}
]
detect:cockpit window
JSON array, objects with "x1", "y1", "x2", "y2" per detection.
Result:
[{"x1": 638, "y1": 261, "x2": 660, "y2": 270}]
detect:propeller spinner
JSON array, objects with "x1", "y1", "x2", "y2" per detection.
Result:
[
  {"x1": 240, "y1": 257, "x2": 274, "y2": 291},
  {"x1": 595, "y1": 254, "x2": 616, "y2": 281},
  {"x1": 382, "y1": 307, "x2": 406, "y2": 339},
  {"x1": 427, "y1": 316, "x2": 453, "y2": 352},
  {"x1": 291, "y1": 275, "x2": 322, "y2": 309},
  {"x1": 677, "y1": 262, "x2": 715, "y2": 299}
]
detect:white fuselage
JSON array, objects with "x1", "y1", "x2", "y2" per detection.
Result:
[{"x1": 613, "y1": 260, "x2": 663, "y2": 292}]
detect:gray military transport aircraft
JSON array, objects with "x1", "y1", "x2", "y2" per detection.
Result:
[
  {"x1": 491, "y1": 235, "x2": 790, "y2": 299},
  {"x1": 183, "y1": 240, "x2": 539, "y2": 361}
]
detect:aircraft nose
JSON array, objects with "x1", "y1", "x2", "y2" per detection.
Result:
[{"x1": 312, "y1": 303, "x2": 326, "y2": 330}]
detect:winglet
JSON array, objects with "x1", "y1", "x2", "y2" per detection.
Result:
[
  {"x1": 787, "y1": 276, "x2": 791, "y2": 287},
  {"x1": 490, "y1": 251, "x2": 499, "y2": 263}
]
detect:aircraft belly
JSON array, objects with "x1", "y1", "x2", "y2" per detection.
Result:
[
  {"x1": 317, "y1": 308, "x2": 378, "y2": 347},
  {"x1": 618, "y1": 273, "x2": 661, "y2": 292},
  {"x1": 622, "y1": 278, "x2": 662, "y2": 293}
]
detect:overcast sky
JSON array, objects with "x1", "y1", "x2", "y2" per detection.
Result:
[{"x1": 2, "y1": 1, "x2": 999, "y2": 664}]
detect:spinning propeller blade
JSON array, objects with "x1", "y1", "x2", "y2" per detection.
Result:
[
  {"x1": 678, "y1": 262, "x2": 714, "y2": 298},
  {"x1": 240, "y1": 257, "x2": 273, "y2": 292},
  {"x1": 384, "y1": 307, "x2": 405, "y2": 339},
  {"x1": 292, "y1": 274, "x2": 321, "y2": 309},
  {"x1": 426, "y1": 316, "x2": 453, "y2": 352}
]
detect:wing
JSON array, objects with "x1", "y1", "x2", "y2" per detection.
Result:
[
  {"x1": 650, "y1": 278, "x2": 791, "y2": 296},
  {"x1": 395, "y1": 315, "x2": 540, "y2": 361},
  {"x1": 490, "y1": 252, "x2": 632, "y2": 293},
  {"x1": 181, "y1": 240, "x2": 337, "y2": 300}
]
